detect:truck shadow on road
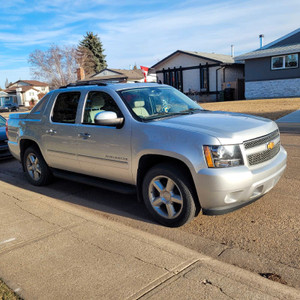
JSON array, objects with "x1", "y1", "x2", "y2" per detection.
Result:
[{"x1": 0, "y1": 158, "x2": 155, "y2": 225}]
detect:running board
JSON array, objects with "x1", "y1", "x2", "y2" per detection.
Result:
[{"x1": 51, "y1": 168, "x2": 136, "y2": 195}]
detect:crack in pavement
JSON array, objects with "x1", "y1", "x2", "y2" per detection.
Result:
[
  {"x1": 201, "y1": 279, "x2": 235, "y2": 299},
  {"x1": 218, "y1": 248, "x2": 229, "y2": 257},
  {"x1": 1, "y1": 191, "x2": 23, "y2": 202},
  {"x1": 133, "y1": 256, "x2": 172, "y2": 273}
]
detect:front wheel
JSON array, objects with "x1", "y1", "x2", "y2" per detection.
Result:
[
  {"x1": 142, "y1": 163, "x2": 197, "y2": 227},
  {"x1": 23, "y1": 146, "x2": 52, "y2": 186}
]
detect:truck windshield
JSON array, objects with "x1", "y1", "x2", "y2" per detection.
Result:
[{"x1": 119, "y1": 86, "x2": 203, "y2": 120}]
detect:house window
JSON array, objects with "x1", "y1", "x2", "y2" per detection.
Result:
[
  {"x1": 162, "y1": 69, "x2": 183, "y2": 92},
  {"x1": 271, "y1": 54, "x2": 298, "y2": 70}
]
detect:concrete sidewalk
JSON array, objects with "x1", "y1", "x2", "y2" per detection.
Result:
[
  {"x1": 0, "y1": 180, "x2": 299, "y2": 299},
  {"x1": 276, "y1": 110, "x2": 300, "y2": 133}
]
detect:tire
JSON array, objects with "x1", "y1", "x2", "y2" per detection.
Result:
[
  {"x1": 23, "y1": 146, "x2": 52, "y2": 186},
  {"x1": 142, "y1": 163, "x2": 197, "y2": 227}
]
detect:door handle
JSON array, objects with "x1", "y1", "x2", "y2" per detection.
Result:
[
  {"x1": 46, "y1": 129, "x2": 57, "y2": 135},
  {"x1": 78, "y1": 132, "x2": 91, "y2": 139}
]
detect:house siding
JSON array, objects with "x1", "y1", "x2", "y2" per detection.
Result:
[
  {"x1": 245, "y1": 56, "x2": 300, "y2": 81},
  {"x1": 155, "y1": 53, "x2": 244, "y2": 99},
  {"x1": 245, "y1": 78, "x2": 300, "y2": 99}
]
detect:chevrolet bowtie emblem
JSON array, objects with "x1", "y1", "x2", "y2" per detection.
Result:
[{"x1": 267, "y1": 142, "x2": 275, "y2": 150}]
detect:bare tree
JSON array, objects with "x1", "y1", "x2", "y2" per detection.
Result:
[{"x1": 29, "y1": 45, "x2": 78, "y2": 89}]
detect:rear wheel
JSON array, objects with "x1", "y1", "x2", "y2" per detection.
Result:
[
  {"x1": 142, "y1": 163, "x2": 196, "y2": 227},
  {"x1": 23, "y1": 146, "x2": 52, "y2": 186}
]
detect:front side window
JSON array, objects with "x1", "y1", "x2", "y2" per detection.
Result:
[
  {"x1": 271, "y1": 54, "x2": 298, "y2": 70},
  {"x1": 83, "y1": 91, "x2": 121, "y2": 124},
  {"x1": 52, "y1": 92, "x2": 80, "y2": 123}
]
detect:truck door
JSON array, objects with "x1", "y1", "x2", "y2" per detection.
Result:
[
  {"x1": 76, "y1": 91, "x2": 132, "y2": 184},
  {"x1": 42, "y1": 91, "x2": 82, "y2": 173}
]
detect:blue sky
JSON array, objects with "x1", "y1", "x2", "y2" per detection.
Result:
[{"x1": 0, "y1": 0, "x2": 299, "y2": 88}]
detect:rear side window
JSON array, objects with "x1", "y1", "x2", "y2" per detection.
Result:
[
  {"x1": 52, "y1": 92, "x2": 80, "y2": 123},
  {"x1": 30, "y1": 93, "x2": 50, "y2": 114}
]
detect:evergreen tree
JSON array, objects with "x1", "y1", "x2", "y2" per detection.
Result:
[
  {"x1": 76, "y1": 46, "x2": 95, "y2": 77},
  {"x1": 78, "y1": 32, "x2": 107, "y2": 74}
]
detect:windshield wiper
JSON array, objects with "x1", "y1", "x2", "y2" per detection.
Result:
[
  {"x1": 144, "y1": 108, "x2": 205, "y2": 120},
  {"x1": 178, "y1": 108, "x2": 203, "y2": 114}
]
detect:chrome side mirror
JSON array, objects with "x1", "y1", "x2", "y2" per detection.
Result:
[{"x1": 94, "y1": 111, "x2": 124, "y2": 127}]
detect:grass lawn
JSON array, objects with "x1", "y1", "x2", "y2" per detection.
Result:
[
  {"x1": 200, "y1": 97, "x2": 300, "y2": 120},
  {"x1": 0, "y1": 279, "x2": 21, "y2": 300}
]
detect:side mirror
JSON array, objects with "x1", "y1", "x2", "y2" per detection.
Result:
[{"x1": 94, "y1": 111, "x2": 124, "y2": 127}]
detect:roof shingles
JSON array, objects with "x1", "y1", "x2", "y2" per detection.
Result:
[{"x1": 235, "y1": 44, "x2": 300, "y2": 61}]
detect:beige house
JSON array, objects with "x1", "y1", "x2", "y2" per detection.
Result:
[
  {"x1": 152, "y1": 50, "x2": 244, "y2": 101},
  {"x1": 5, "y1": 80, "x2": 50, "y2": 107}
]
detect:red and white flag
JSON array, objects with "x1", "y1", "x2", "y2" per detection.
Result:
[{"x1": 140, "y1": 66, "x2": 149, "y2": 82}]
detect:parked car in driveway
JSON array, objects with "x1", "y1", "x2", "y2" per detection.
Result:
[
  {"x1": 0, "y1": 115, "x2": 11, "y2": 159},
  {"x1": 6, "y1": 81, "x2": 287, "y2": 227},
  {"x1": 0, "y1": 101, "x2": 19, "y2": 112}
]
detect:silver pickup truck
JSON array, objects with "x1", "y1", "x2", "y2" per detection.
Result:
[{"x1": 7, "y1": 82, "x2": 287, "y2": 227}]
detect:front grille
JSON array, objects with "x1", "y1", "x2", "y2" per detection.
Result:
[
  {"x1": 244, "y1": 130, "x2": 281, "y2": 166},
  {"x1": 244, "y1": 130, "x2": 279, "y2": 149},
  {"x1": 0, "y1": 140, "x2": 7, "y2": 146},
  {"x1": 247, "y1": 142, "x2": 280, "y2": 166}
]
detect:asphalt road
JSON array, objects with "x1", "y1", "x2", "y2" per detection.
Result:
[{"x1": 0, "y1": 128, "x2": 299, "y2": 289}]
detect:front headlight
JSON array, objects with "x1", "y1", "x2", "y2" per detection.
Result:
[{"x1": 203, "y1": 145, "x2": 244, "y2": 168}]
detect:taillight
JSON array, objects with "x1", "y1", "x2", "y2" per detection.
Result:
[{"x1": 5, "y1": 120, "x2": 8, "y2": 138}]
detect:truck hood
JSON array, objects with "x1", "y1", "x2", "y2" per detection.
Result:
[{"x1": 153, "y1": 111, "x2": 278, "y2": 144}]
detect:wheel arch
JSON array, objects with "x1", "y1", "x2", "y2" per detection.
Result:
[
  {"x1": 137, "y1": 154, "x2": 201, "y2": 216},
  {"x1": 20, "y1": 139, "x2": 42, "y2": 171}
]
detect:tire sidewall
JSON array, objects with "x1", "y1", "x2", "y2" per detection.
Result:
[{"x1": 142, "y1": 164, "x2": 196, "y2": 227}]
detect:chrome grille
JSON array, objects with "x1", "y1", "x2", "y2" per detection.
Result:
[
  {"x1": 244, "y1": 130, "x2": 279, "y2": 149},
  {"x1": 247, "y1": 143, "x2": 280, "y2": 166},
  {"x1": 244, "y1": 130, "x2": 281, "y2": 166}
]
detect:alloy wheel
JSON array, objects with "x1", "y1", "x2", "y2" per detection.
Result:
[
  {"x1": 26, "y1": 153, "x2": 42, "y2": 181},
  {"x1": 148, "y1": 175, "x2": 183, "y2": 219}
]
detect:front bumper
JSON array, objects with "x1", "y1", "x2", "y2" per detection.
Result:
[{"x1": 194, "y1": 146, "x2": 287, "y2": 215}]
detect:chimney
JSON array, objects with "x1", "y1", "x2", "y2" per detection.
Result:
[
  {"x1": 259, "y1": 34, "x2": 264, "y2": 48},
  {"x1": 231, "y1": 45, "x2": 235, "y2": 57},
  {"x1": 77, "y1": 67, "x2": 85, "y2": 81}
]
